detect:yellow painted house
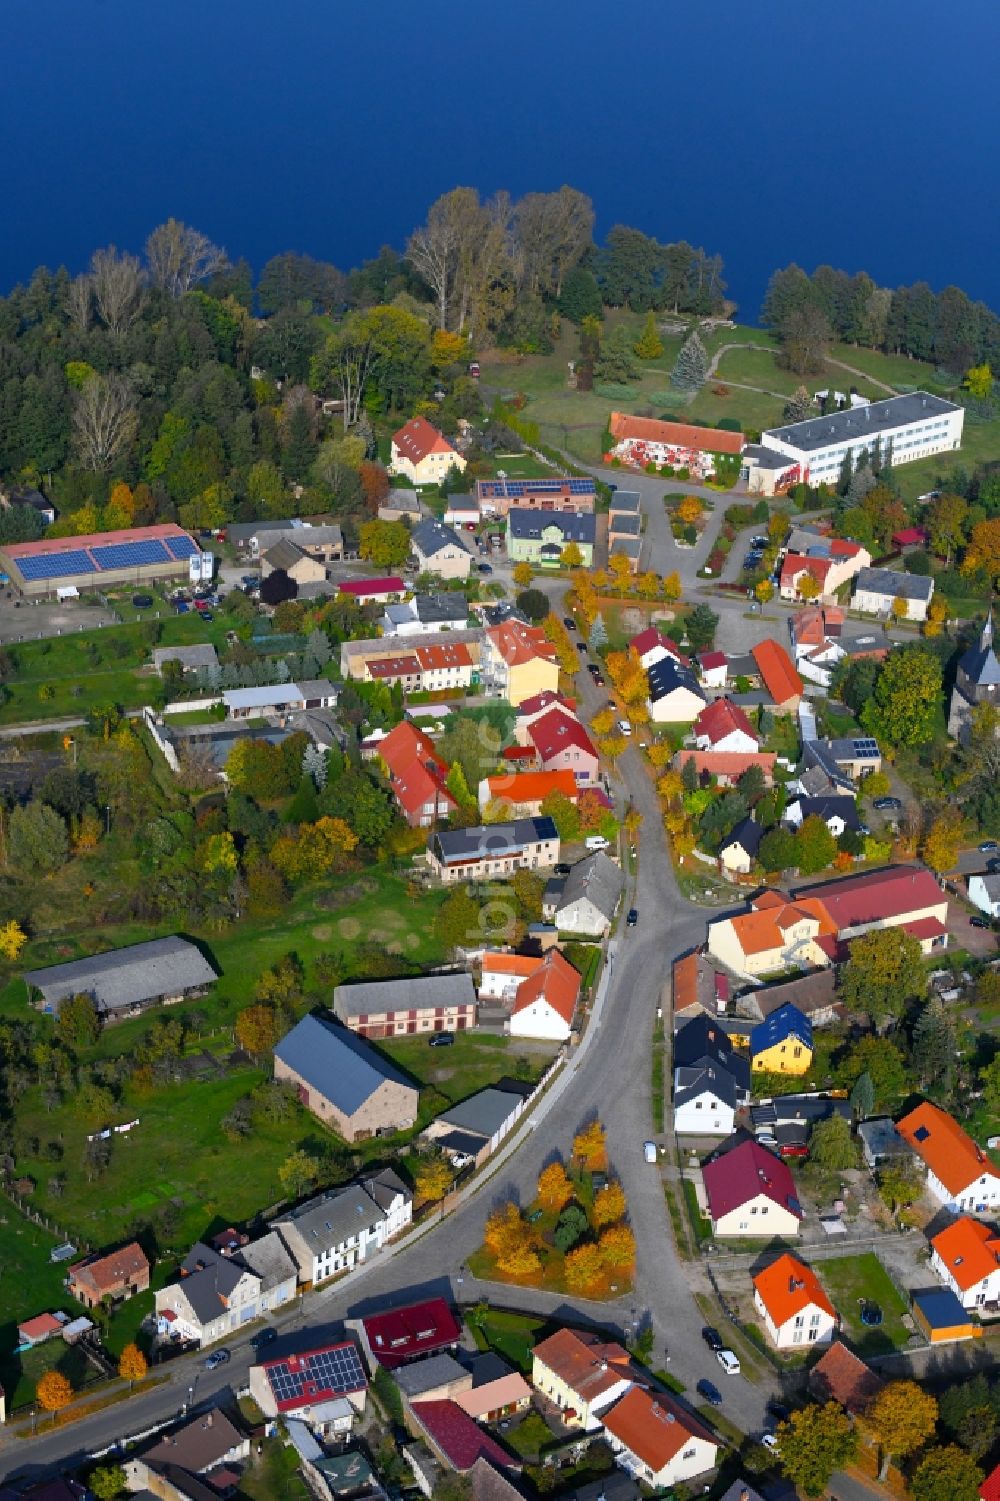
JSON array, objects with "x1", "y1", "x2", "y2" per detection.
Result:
[
  {"x1": 750, "y1": 1002, "x2": 813, "y2": 1075},
  {"x1": 482, "y1": 619, "x2": 560, "y2": 707}
]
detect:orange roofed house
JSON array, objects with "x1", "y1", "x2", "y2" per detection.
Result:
[
  {"x1": 808, "y1": 1340, "x2": 884, "y2": 1414},
  {"x1": 753, "y1": 1252, "x2": 837, "y2": 1349},
  {"x1": 607, "y1": 412, "x2": 744, "y2": 482},
  {"x1": 481, "y1": 620, "x2": 560, "y2": 707},
  {"x1": 897, "y1": 1101, "x2": 1000, "y2": 1213},
  {"x1": 378, "y1": 720, "x2": 457, "y2": 828},
  {"x1": 508, "y1": 948, "x2": 581, "y2": 1042},
  {"x1": 68, "y1": 1241, "x2": 150, "y2": 1309},
  {"x1": 707, "y1": 890, "x2": 837, "y2": 980},
  {"x1": 389, "y1": 416, "x2": 466, "y2": 487},
  {"x1": 930, "y1": 1216, "x2": 1000, "y2": 1309},
  {"x1": 531, "y1": 1328, "x2": 636, "y2": 1431},
  {"x1": 477, "y1": 768, "x2": 578, "y2": 816},
  {"x1": 751, "y1": 639, "x2": 804, "y2": 714},
  {"x1": 602, "y1": 1385, "x2": 719, "y2": 1489}
]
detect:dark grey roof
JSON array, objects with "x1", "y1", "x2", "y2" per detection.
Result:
[
  {"x1": 334, "y1": 973, "x2": 475, "y2": 1020},
  {"x1": 433, "y1": 1128, "x2": 491, "y2": 1157},
  {"x1": 412, "y1": 517, "x2": 466, "y2": 557},
  {"x1": 263, "y1": 537, "x2": 309, "y2": 571},
  {"x1": 274, "y1": 1014, "x2": 414, "y2": 1116},
  {"x1": 675, "y1": 1063, "x2": 741, "y2": 1112},
  {"x1": 854, "y1": 566, "x2": 934, "y2": 602},
  {"x1": 611, "y1": 537, "x2": 642, "y2": 559},
  {"x1": 673, "y1": 1015, "x2": 751, "y2": 1091},
  {"x1": 720, "y1": 816, "x2": 763, "y2": 858},
  {"x1": 25, "y1": 936, "x2": 217, "y2": 1014},
  {"x1": 142, "y1": 1408, "x2": 246, "y2": 1472},
  {"x1": 437, "y1": 1083, "x2": 531, "y2": 1140},
  {"x1": 752, "y1": 1094, "x2": 850, "y2": 1130},
  {"x1": 465, "y1": 1352, "x2": 514, "y2": 1385},
  {"x1": 744, "y1": 968, "x2": 838, "y2": 1020},
  {"x1": 384, "y1": 488, "x2": 422, "y2": 514},
  {"x1": 507, "y1": 508, "x2": 596, "y2": 544},
  {"x1": 480, "y1": 601, "x2": 530, "y2": 627},
  {"x1": 364, "y1": 1168, "x2": 411, "y2": 1213},
  {"x1": 763, "y1": 392, "x2": 960, "y2": 453},
  {"x1": 556, "y1": 851, "x2": 625, "y2": 922},
  {"x1": 238, "y1": 1231, "x2": 296, "y2": 1292},
  {"x1": 414, "y1": 593, "x2": 470, "y2": 623},
  {"x1": 431, "y1": 817, "x2": 558, "y2": 866},
  {"x1": 609, "y1": 514, "x2": 641, "y2": 536},
  {"x1": 259, "y1": 523, "x2": 343, "y2": 550},
  {"x1": 278, "y1": 1183, "x2": 387, "y2": 1253},
  {"x1": 152, "y1": 643, "x2": 219, "y2": 673},
  {"x1": 177, "y1": 1244, "x2": 246, "y2": 1322},
  {"x1": 647, "y1": 655, "x2": 705, "y2": 704},
  {"x1": 394, "y1": 1353, "x2": 469, "y2": 1397},
  {"x1": 608, "y1": 490, "x2": 642, "y2": 513},
  {"x1": 571, "y1": 1474, "x2": 641, "y2": 1501},
  {"x1": 744, "y1": 443, "x2": 797, "y2": 470},
  {"x1": 792, "y1": 795, "x2": 861, "y2": 831},
  {"x1": 802, "y1": 739, "x2": 856, "y2": 791},
  {"x1": 228, "y1": 518, "x2": 297, "y2": 545},
  {"x1": 839, "y1": 628, "x2": 893, "y2": 656},
  {"x1": 725, "y1": 653, "x2": 757, "y2": 678}
]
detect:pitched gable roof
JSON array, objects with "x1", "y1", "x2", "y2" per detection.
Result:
[
  {"x1": 753, "y1": 1252, "x2": 835, "y2": 1325},
  {"x1": 511, "y1": 949, "x2": 581, "y2": 1026},
  {"x1": 609, "y1": 411, "x2": 744, "y2": 455},
  {"x1": 487, "y1": 619, "x2": 558, "y2": 668},
  {"x1": 720, "y1": 816, "x2": 763, "y2": 859},
  {"x1": 751, "y1": 640, "x2": 803, "y2": 705},
  {"x1": 528, "y1": 708, "x2": 598, "y2": 764},
  {"x1": 70, "y1": 1241, "x2": 149, "y2": 1294},
  {"x1": 702, "y1": 1139, "x2": 802, "y2": 1220},
  {"x1": 694, "y1": 698, "x2": 758, "y2": 747},
  {"x1": 411, "y1": 1399, "x2": 518, "y2": 1473},
  {"x1": 897, "y1": 1101, "x2": 1000, "y2": 1197},
  {"x1": 533, "y1": 1328, "x2": 632, "y2": 1402},
  {"x1": 808, "y1": 1339, "x2": 883, "y2": 1413},
  {"x1": 378, "y1": 719, "x2": 456, "y2": 819},
  {"x1": 723, "y1": 893, "x2": 836, "y2": 958},
  {"x1": 797, "y1": 865, "x2": 944, "y2": 931},
  {"x1": 412, "y1": 517, "x2": 466, "y2": 558},
  {"x1": 392, "y1": 416, "x2": 457, "y2": 464},
  {"x1": 485, "y1": 769, "x2": 578, "y2": 807},
  {"x1": 274, "y1": 1014, "x2": 414, "y2": 1115},
  {"x1": 931, "y1": 1215, "x2": 1000, "y2": 1291},
  {"x1": 602, "y1": 1385, "x2": 716, "y2": 1472},
  {"x1": 750, "y1": 1003, "x2": 813, "y2": 1057}
]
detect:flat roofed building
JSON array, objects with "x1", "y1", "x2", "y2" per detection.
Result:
[
  {"x1": 759, "y1": 392, "x2": 963, "y2": 487},
  {"x1": 0, "y1": 523, "x2": 200, "y2": 598}
]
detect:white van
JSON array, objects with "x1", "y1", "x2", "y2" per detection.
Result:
[
  {"x1": 643, "y1": 1141, "x2": 658, "y2": 1163},
  {"x1": 585, "y1": 835, "x2": 610, "y2": 852},
  {"x1": 618, "y1": 719, "x2": 632, "y2": 736}
]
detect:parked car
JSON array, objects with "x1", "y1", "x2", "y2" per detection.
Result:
[
  {"x1": 251, "y1": 1327, "x2": 277, "y2": 1350},
  {"x1": 587, "y1": 662, "x2": 601, "y2": 677},
  {"x1": 617, "y1": 719, "x2": 632, "y2": 736},
  {"x1": 701, "y1": 1327, "x2": 723, "y2": 1351},
  {"x1": 988, "y1": 858, "x2": 1000, "y2": 874},
  {"x1": 585, "y1": 835, "x2": 610, "y2": 851},
  {"x1": 577, "y1": 641, "x2": 589, "y2": 652},
  {"x1": 563, "y1": 617, "x2": 576, "y2": 630},
  {"x1": 751, "y1": 535, "x2": 769, "y2": 549},
  {"x1": 554, "y1": 863, "x2": 571, "y2": 876},
  {"x1": 971, "y1": 916, "x2": 991, "y2": 929},
  {"x1": 643, "y1": 1141, "x2": 657, "y2": 1163},
  {"x1": 429, "y1": 1032, "x2": 455, "y2": 1047},
  {"x1": 626, "y1": 908, "x2": 638, "y2": 928},
  {"x1": 980, "y1": 841, "x2": 1000, "y2": 853},
  {"x1": 477, "y1": 563, "x2": 493, "y2": 575},
  {"x1": 873, "y1": 796, "x2": 902, "y2": 811},
  {"x1": 716, "y1": 1349, "x2": 741, "y2": 1375},
  {"x1": 697, "y1": 1378, "x2": 723, "y2": 1406},
  {"x1": 762, "y1": 1432, "x2": 779, "y2": 1452},
  {"x1": 767, "y1": 1399, "x2": 790, "y2": 1423},
  {"x1": 594, "y1": 673, "x2": 606, "y2": 687},
  {"x1": 204, "y1": 1349, "x2": 230, "y2": 1370}
]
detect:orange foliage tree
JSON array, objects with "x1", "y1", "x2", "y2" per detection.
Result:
[
  {"x1": 484, "y1": 1203, "x2": 541, "y2": 1277},
  {"x1": 537, "y1": 1162, "x2": 573, "y2": 1213},
  {"x1": 573, "y1": 1119, "x2": 607, "y2": 1169},
  {"x1": 599, "y1": 1224, "x2": 636, "y2": 1267},
  {"x1": 235, "y1": 1003, "x2": 285, "y2": 1057},
  {"x1": 37, "y1": 1370, "x2": 73, "y2": 1413},
  {"x1": 564, "y1": 1242, "x2": 606, "y2": 1293},
  {"x1": 591, "y1": 1180, "x2": 627, "y2": 1228}
]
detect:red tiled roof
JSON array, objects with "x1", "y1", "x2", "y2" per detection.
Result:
[
  {"x1": 18, "y1": 1313, "x2": 63, "y2": 1341},
  {"x1": 528, "y1": 708, "x2": 598, "y2": 765},
  {"x1": 502, "y1": 745, "x2": 536, "y2": 763},
  {"x1": 259, "y1": 1340, "x2": 367, "y2": 1412},
  {"x1": 698, "y1": 651, "x2": 727, "y2": 671},
  {"x1": 753, "y1": 1252, "x2": 835, "y2": 1326},
  {"x1": 487, "y1": 619, "x2": 558, "y2": 668},
  {"x1": 631, "y1": 627, "x2": 687, "y2": 663},
  {"x1": 379, "y1": 721, "x2": 456, "y2": 819},
  {"x1": 485, "y1": 769, "x2": 578, "y2": 806},
  {"x1": 339, "y1": 576, "x2": 405, "y2": 598},
  {"x1": 702, "y1": 1139, "x2": 802, "y2": 1221},
  {"x1": 512, "y1": 949, "x2": 581, "y2": 1026},
  {"x1": 781, "y1": 554, "x2": 832, "y2": 589},
  {"x1": 751, "y1": 639, "x2": 803, "y2": 706},
  {"x1": 533, "y1": 1329, "x2": 632, "y2": 1401},
  {"x1": 893, "y1": 527, "x2": 928, "y2": 546},
  {"x1": 69, "y1": 1241, "x2": 149, "y2": 1294},
  {"x1": 415, "y1": 642, "x2": 473, "y2": 672},
  {"x1": 367, "y1": 653, "x2": 421, "y2": 679},
  {"x1": 609, "y1": 411, "x2": 744, "y2": 455},
  {"x1": 982, "y1": 1463, "x2": 1000, "y2": 1501},
  {"x1": 602, "y1": 1386, "x2": 715, "y2": 1472},
  {"x1": 809, "y1": 1340, "x2": 883, "y2": 1414},
  {"x1": 694, "y1": 698, "x2": 759, "y2": 748},
  {"x1": 675, "y1": 750, "x2": 776, "y2": 782},
  {"x1": 903, "y1": 916, "x2": 948, "y2": 941},
  {"x1": 411, "y1": 1399, "x2": 518, "y2": 1473},
  {"x1": 672, "y1": 952, "x2": 699, "y2": 1013},
  {"x1": 800, "y1": 866, "x2": 944, "y2": 932},
  {"x1": 361, "y1": 1298, "x2": 461, "y2": 1369},
  {"x1": 897, "y1": 1101, "x2": 1000, "y2": 1198},
  {"x1": 517, "y1": 689, "x2": 574, "y2": 718},
  {"x1": 391, "y1": 416, "x2": 457, "y2": 464}
]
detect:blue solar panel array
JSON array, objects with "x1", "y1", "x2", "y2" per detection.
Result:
[
  {"x1": 18, "y1": 551, "x2": 96, "y2": 580},
  {"x1": 480, "y1": 477, "x2": 595, "y2": 498},
  {"x1": 267, "y1": 1344, "x2": 366, "y2": 1404},
  {"x1": 91, "y1": 541, "x2": 171, "y2": 570},
  {"x1": 166, "y1": 535, "x2": 199, "y2": 560}
]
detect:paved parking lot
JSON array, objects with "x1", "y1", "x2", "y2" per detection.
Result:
[{"x1": 0, "y1": 592, "x2": 118, "y2": 644}]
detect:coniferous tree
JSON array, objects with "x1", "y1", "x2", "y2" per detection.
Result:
[
  {"x1": 669, "y1": 331, "x2": 709, "y2": 392},
  {"x1": 588, "y1": 613, "x2": 609, "y2": 653},
  {"x1": 633, "y1": 310, "x2": 664, "y2": 359}
]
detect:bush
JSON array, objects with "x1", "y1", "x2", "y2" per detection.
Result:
[
  {"x1": 905, "y1": 549, "x2": 931, "y2": 575},
  {"x1": 682, "y1": 523, "x2": 697, "y2": 545},
  {"x1": 938, "y1": 567, "x2": 989, "y2": 599}
]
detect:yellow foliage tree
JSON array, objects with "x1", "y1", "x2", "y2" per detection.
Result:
[
  {"x1": 0, "y1": 919, "x2": 27, "y2": 961},
  {"x1": 37, "y1": 1369, "x2": 73, "y2": 1413},
  {"x1": 963, "y1": 518, "x2": 1000, "y2": 580},
  {"x1": 608, "y1": 555, "x2": 634, "y2": 595},
  {"x1": 431, "y1": 329, "x2": 468, "y2": 369},
  {"x1": 591, "y1": 708, "x2": 617, "y2": 738},
  {"x1": 797, "y1": 572, "x2": 821, "y2": 602},
  {"x1": 921, "y1": 808, "x2": 964, "y2": 873},
  {"x1": 755, "y1": 579, "x2": 774, "y2": 606},
  {"x1": 662, "y1": 571, "x2": 682, "y2": 602},
  {"x1": 484, "y1": 1202, "x2": 541, "y2": 1276},
  {"x1": 74, "y1": 810, "x2": 102, "y2": 851},
  {"x1": 591, "y1": 1180, "x2": 627, "y2": 1228},
  {"x1": 235, "y1": 1004, "x2": 284, "y2": 1057},
  {"x1": 103, "y1": 483, "x2": 136, "y2": 531},
  {"x1": 637, "y1": 572, "x2": 661, "y2": 600},
  {"x1": 599, "y1": 1223, "x2": 636, "y2": 1267},
  {"x1": 561, "y1": 542, "x2": 583, "y2": 568},
  {"x1": 891, "y1": 595, "x2": 909, "y2": 622},
  {"x1": 542, "y1": 614, "x2": 578, "y2": 676},
  {"x1": 647, "y1": 742, "x2": 674, "y2": 769},
  {"x1": 273, "y1": 817, "x2": 359, "y2": 881},
  {"x1": 923, "y1": 597, "x2": 948, "y2": 638},
  {"x1": 677, "y1": 495, "x2": 703, "y2": 525},
  {"x1": 599, "y1": 735, "x2": 627, "y2": 766},
  {"x1": 537, "y1": 1162, "x2": 573, "y2": 1213},
  {"x1": 415, "y1": 1155, "x2": 453, "y2": 1203},
  {"x1": 573, "y1": 1119, "x2": 607, "y2": 1169},
  {"x1": 657, "y1": 770, "x2": 683, "y2": 799},
  {"x1": 673, "y1": 824, "x2": 696, "y2": 859},
  {"x1": 512, "y1": 562, "x2": 533, "y2": 588},
  {"x1": 866, "y1": 1379, "x2": 939, "y2": 1479},
  {"x1": 564, "y1": 1242, "x2": 606, "y2": 1293},
  {"x1": 119, "y1": 1342, "x2": 148, "y2": 1388}
]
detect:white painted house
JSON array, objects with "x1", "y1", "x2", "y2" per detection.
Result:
[
  {"x1": 758, "y1": 392, "x2": 964, "y2": 489},
  {"x1": 753, "y1": 1253, "x2": 837, "y2": 1350},
  {"x1": 508, "y1": 949, "x2": 581, "y2": 1042},
  {"x1": 603, "y1": 1386, "x2": 719, "y2": 1489},
  {"x1": 969, "y1": 873, "x2": 1000, "y2": 919},
  {"x1": 898, "y1": 1102, "x2": 1000, "y2": 1214},
  {"x1": 930, "y1": 1216, "x2": 1000, "y2": 1310}
]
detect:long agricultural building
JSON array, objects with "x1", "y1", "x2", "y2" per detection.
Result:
[{"x1": 0, "y1": 524, "x2": 202, "y2": 597}]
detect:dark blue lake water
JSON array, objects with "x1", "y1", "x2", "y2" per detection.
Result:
[{"x1": 7, "y1": 0, "x2": 999, "y2": 320}]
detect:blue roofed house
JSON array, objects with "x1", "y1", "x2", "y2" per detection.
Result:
[
  {"x1": 750, "y1": 1003, "x2": 814, "y2": 1076},
  {"x1": 274, "y1": 1014, "x2": 418, "y2": 1141}
]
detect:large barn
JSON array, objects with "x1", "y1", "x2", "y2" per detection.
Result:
[{"x1": 0, "y1": 523, "x2": 201, "y2": 598}]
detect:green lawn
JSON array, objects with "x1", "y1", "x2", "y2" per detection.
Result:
[
  {"x1": 468, "y1": 1308, "x2": 546, "y2": 1371},
  {"x1": 505, "y1": 1409, "x2": 558, "y2": 1460},
  {"x1": 817, "y1": 1252, "x2": 910, "y2": 1355},
  {"x1": 379, "y1": 1031, "x2": 555, "y2": 1129},
  {"x1": 237, "y1": 1439, "x2": 312, "y2": 1501}
]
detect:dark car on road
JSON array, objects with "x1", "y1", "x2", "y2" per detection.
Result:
[
  {"x1": 697, "y1": 1378, "x2": 723, "y2": 1406},
  {"x1": 204, "y1": 1349, "x2": 230, "y2": 1370},
  {"x1": 980, "y1": 841, "x2": 1000, "y2": 853},
  {"x1": 563, "y1": 617, "x2": 576, "y2": 630},
  {"x1": 627, "y1": 909, "x2": 638, "y2": 928},
  {"x1": 429, "y1": 1032, "x2": 455, "y2": 1047},
  {"x1": 873, "y1": 796, "x2": 902, "y2": 811},
  {"x1": 554, "y1": 863, "x2": 571, "y2": 876},
  {"x1": 577, "y1": 641, "x2": 588, "y2": 652},
  {"x1": 972, "y1": 916, "x2": 992, "y2": 929},
  {"x1": 701, "y1": 1326, "x2": 723, "y2": 1351},
  {"x1": 251, "y1": 1327, "x2": 277, "y2": 1350}
]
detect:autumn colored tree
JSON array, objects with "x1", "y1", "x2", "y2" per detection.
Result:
[
  {"x1": 922, "y1": 807, "x2": 964, "y2": 873},
  {"x1": 924, "y1": 597, "x2": 948, "y2": 637},
  {"x1": 633, "y1": 310, "x2": 664, "y2": 359},
  {"x1": 200, "y1": 831, "x2": 238, "y2": 876},
  {"x1": 573, "y1": 1119, "x2": 607, "y2": 1169},
  {"x1": 591, "y1": 1180, "x2": 627, "y2": 1228},
  {"x1": 542, "y1": 614, "x2": 579, "y2": 675},
  {"x1": 358, "y1": 461, "x2": 390, "y2": 514},
  {"x1": 512, "y1": 561, "x2": 534, "y2": 588},
  {"x1": 927, "y1": 492, "x2": 968, "y2": 564},
  {"x1": 755, "y1": 579, "x2": 774, "y2": 607},
  {"x1": 272, "y1": 816, "x2": 359, "y2": 881},
  {"x1": 963, "y1": 518, "x2": 1000, "y2": 581},
  {"x1": 599, "y1": 735, "x2": 627, "y2": 766},
  {"x1": 0, "y1": 918, "x2": 28, "y2": 961},
  {"x1": 561, "y1": 541, "x2": 583, "y2": 568},
  {"x1": 636, "y1": 571, "x2": 661, "y2": 600},
  {"x1": 37, "y1": 1369, "x2": 73, "y2": 1413},
  {"x1": 777, "y1": 1402, "x2": 857, "y2": 1497},
  {"x1": 104, "y1": 482, "x2": 136, "y2": 531},
  {"x1": 797, "y1": 572, "x2": 821, "y2": 602},
  {"x1": 608, "y1": 554, "x2": 634, "y2": 596},
  {"x1": 235, "y1": 1004, "x2": 284, "y2": 1057},
  {"x1": 591, "y1": 708, "x2": 617, "y2": 738},
  {"x1": 662, "y1": 571, "x2": 682, "y2": 602},
  {"x1": 537, "y1": 1162, "x2": 574, "y2": 1213},
  {"x1": 564, "y1": 1242, "x2": 606, "y2": 1293},
  {"x1": 577, "y1": 789, "x2": 607, "y2": 832},
  {"x1": 58, "y1": 992, "x2": 101, "y2": 1048},
  {"x1": 677, "y1": 495, "x2": 703, "y2": 525},
  {"x1": 867, "y1": 1380, "x2": 938, "y2": 1477},
  {"x1": 484, "y1": 1203, "x2": 541, "y2": 1277},
  {"x1": 862, "y1": 645, "x2": 942, "y2": 749},
  {"x1": 278, "y1": 1149, "x2": 321, "y2": 1198},
  {"x1": 910, "y1": 1445, "x2": 983, "y2": 1501},
  {"x1": 415, "y1": 1155, "x2": 453, "y2": 1202},
  {"x1": 359, "y1": 518, "x2": 410, "y2": 569},
  {"x1": 599, "y1": 1223, "x2": 636, "y2": 1267},
  {"x1": 891, "y1": 595, "x2": 909, "y2": 622},
  {"x1": 119, "y1": 1342, "x2": 148, "y2": 1388}
]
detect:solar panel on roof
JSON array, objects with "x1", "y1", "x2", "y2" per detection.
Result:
[
  {"x1": 165, "y1": 535, "x2": 199, "y2": 560},
  {"x1": 266, "y1": 1344, "x2": 365, "y2": 1403},
  {"x1": 18, "y1": 551, "x2": 97, "y2": 580},
  {"x1": 91, "y1": 540, "x2": 171, "y2": 570},
  {"x1": 853, "y1": 738, "x2": 879, "y2": 756}
]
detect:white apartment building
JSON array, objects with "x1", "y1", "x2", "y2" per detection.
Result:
[{"x1": 758, "y1": 392, "x2": 963, "y2": 487}]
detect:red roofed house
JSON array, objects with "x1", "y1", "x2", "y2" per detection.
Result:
[
  {"x1": 897, "y1": 1101, "x2": 1000, "y2": 1213},
  {"x1": 603, "y1": 1385, "x2": 719, "y2": 1488},
  {"x1": 378, "y1": 720, "x2": 456, "y2": 827},
  {"x1": 249, "y1": 1338, "x2": 367, "y2": 1435},
  {"x1": 478, "y1": 951, "x2": 545, "y2": 1002},
  {"x1": 751, "y1": 639, "x2": 804, "y2": 714},
  {"x1": 389, "y1": 417, "x2": 467, "y2": 487},
  {"x1": 893, "y1": 526, "x2": 928, "y2": 550},
  {"x1": 799, "y1": 865, "x2": 948, "y2": 953},
  {"x1": 515, "y1": 689, "x2": 576, "y2": 729},
  {"x1": 698, "y1": 651, "x2": 728, "y2": 689},
  {"x1": 607, "y1": 412, "x2": 744, "y2": 481},
  {"x1": 339, "y1": 577, "x2": 406, "y2": 605},
  {"x1": 694, "y1": 698, "x2": 760, "y2": 754},
  {"x1": 930, "y1": 1216, "x2": 1000, "y2": 1309},
  {"x1": 528, "y1": 708, "x2": 600, "y2": 787},
  {"x1": 779, "y1": 539, "x2": 870, "y2": 604},
  {"x1": 808, "y1": 1340, "x2": 884, "y2": 1414},
  {"x1": 631, "y1": 627, "x2": 687, "y2": 671},
  {"x1": 753, "y1": 1252, "x2": 837, "y2": 1349},
  {"x1": 674, "y1": 750, "x2": 776, "y2": 788},
  {"x1": 414, "y1": 641, "x2": 474, "y2": 692},
  {"x1": 531, "y1": 1328, "x2": 635, "y2": 1430},
  {"x1": 18, "y1": 1312, "x2": 66, "y2": 1347},
  {"x1": 352, "y1": 1297, "x2": 462, "y2": 1371},
  {"x1": 410, "y1": 1399, "x2": 520, "y2": 1475},
  {"x1": 67, "y1": 1241, "x2": 150, "y2": 1309},
  {"x1": 478, "y1": 768, "x2": 578, "y2": 816},
  {"x1": 702, "y1": 1138, "x2": 803, "y2": 1237},
  {"x1": 509, "y1": 948, "x2": 582, "y2": 1042}
]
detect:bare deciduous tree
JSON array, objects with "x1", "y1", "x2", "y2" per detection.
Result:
[
  {"x1": 72, "y1": 374, "x2": 138, "y2": 472},
  {"x1": 326, "y1": 321, "x2": 374, "y2": 430},
  {"x1": 145, "y1": 218, "x2": 228, "y2": 298},
  {"x1": 64, "y1": 274, "x2": 93, "y2": 336},
  {"x1": 90, "y1": 246, "x2": 145, "y2": 336},
  {"x1": 407, "y1": 193, "x2": 465, "y2": 330},
  {"x1": 513, "y1": 186, "x2": 594, "y2": 298}
]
